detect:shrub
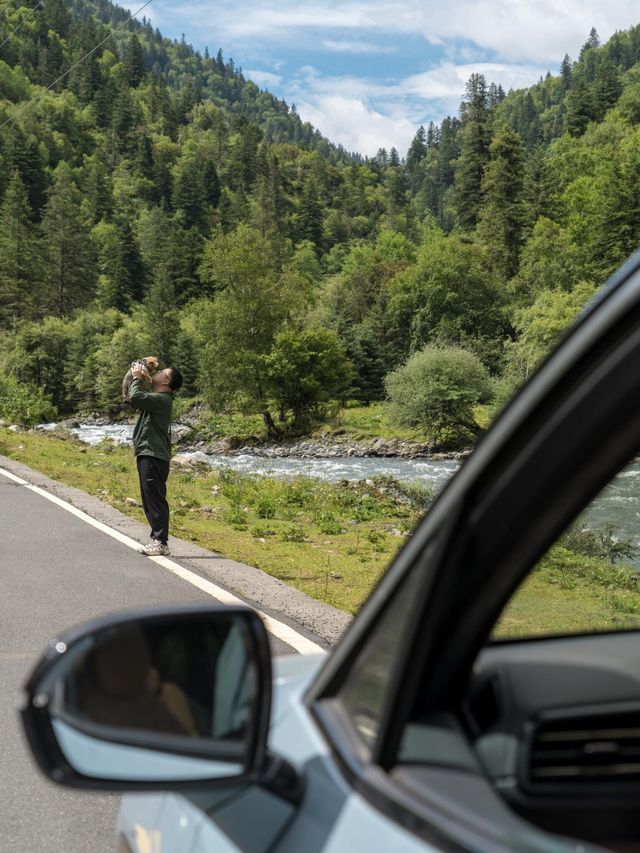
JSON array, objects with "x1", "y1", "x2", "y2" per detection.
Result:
[
  {"x1": 385, "y1": 345, "x2": 492, "y2": 443},
  {"x1": 562, "y1": 522, "x2": 638, "y2": 565},
  {"x1": 281, "y1": 525, "x2": 307, "y2": 542},
  {"x1": 0, "y1": 376, "x2": 56, "y2": 426}
]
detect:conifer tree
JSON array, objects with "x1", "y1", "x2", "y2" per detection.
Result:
[
  {"x1": 298, "y1": 175, "x2": 323, "y2": 250},
  {"x1": 172, "y1": 158, "x2": 208, "y2": 230},
  {"x1": 143, "y1": 267, "x2": 180, "y2": 363},
  {"x1": 406, "y1": 126, "x2": 427, "y2": 191},
  {"x1": 0, "y1": 172, "x2": 44, "y2": 326},
  {"x1": 477, "y1": 127, "x2": 525, "y2": 281},
  {"x1": 454, "y1": 74, "x2": 491, "y2": 228},
  {"x1": 9, "y1": 127, "x2": 48, "y2": 219},
  {"x1": 560, "y1": 54, "x2": 573, "y2": 92},
  {"x1": 41, "y1": 164, "x2": 96, "y2": 317},
  {"x1": 125, "y1": 34, "x2": 146, "y2": 88},
  {"x1": 565, "y1": 78, "x2": 597, "y2": 136}
]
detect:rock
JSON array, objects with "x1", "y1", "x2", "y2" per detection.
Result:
[
  {"x1": 330, "y1": 572, "x2": 343, "y2": 580},
  {"x1": 8, "y1": 424, "x2": 21, "y2": 432},
  {"x1": 125, "y1": 497, "x2": 142, "y2": 507},
  {"x1": 200, "y1": 506, "x2": 213, "y2": 513},
  {"x1": 171, "y1": 454, "x2": 197, "y2": 469},
  {"x1": 171, "y1": 424, "x2": 194, "y2": 445}
]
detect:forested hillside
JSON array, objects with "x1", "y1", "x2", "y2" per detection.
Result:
[{"x1": 2, "y1": 0, "x2": 640, "y2": 442}]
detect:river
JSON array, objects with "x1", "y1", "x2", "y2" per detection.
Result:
[{"x1": 38, "y1": 421, "x2": 640, "y2": 554}]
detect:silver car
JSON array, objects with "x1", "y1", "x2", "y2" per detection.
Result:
[{"x1": 22, "y1": 251, "x2": 640, "y2": 852}]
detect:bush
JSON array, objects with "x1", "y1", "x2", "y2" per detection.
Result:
[
  {"x1": 0, "y1": 376, "x2": 56, "y2": 426},
  {"x1": 562, "y1": 522, "x2": 638, "y2": 565},
  {"x1": 385, "y1": 345, "x2": 492, "y2": 443}
]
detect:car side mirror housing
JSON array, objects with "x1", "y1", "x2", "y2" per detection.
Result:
[{"x1": 21, "y1": 605, "x2": 273, "y2": 792}]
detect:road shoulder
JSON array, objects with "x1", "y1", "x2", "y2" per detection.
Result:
[{"x1": 0, "y1": 453, "x2": 352, "y2": 648}]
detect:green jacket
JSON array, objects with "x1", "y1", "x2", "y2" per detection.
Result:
[{"x1": 129, "y1": 379, "x2": 173, "y2": 461}]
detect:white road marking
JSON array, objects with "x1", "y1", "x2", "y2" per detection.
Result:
[{"x1": 0, "y1": 466, "x2": 324, "y2": 655}]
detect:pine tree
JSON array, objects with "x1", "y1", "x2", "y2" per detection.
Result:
[
  {"x1": 124, "y1": 34, "x2": 146, "y2": 88},
  {"x1": 580, "y1": 27, "x2": 600, "y2": 60},
  {"x1": 477, "y1": 127, "x2": 525, "y2": 281},
  {"x1": 406, "y1": 126, "x2": 427, "y2": 191},
  {"x1": 41, "y1": 164, "x2": 96, "y2": 317},
  {"x1": 560, "y1": 54, "x2": 573, "y2": 92},
  {"x1": 44, "y1": 0, "x2": 71, "y2": 38},
  {"x1": 172, "y1": 158, "x2": 208, "y2": 230},
  {"x1": 201, "y1": 159, "x2": 221, "y2": 208},
  {"x1": 565, "y1": 79, "x2": 597, "y2": 136},
  {"x1": 85, "y1": 157, "x2": 113, "y2": 223},
  {"x1": 8, "y1": 128, "x2": 48, "y2": 220},
  {"x1": 0, "y1": 172, "x2": 44, "y2": 326},
  {"x1": 454, "y1": 74, "x2": 491, "y2": 228},
  {"x1": 143, "y1": 267, "x2": 180, "y2": 364},
  {"x1": 298, "y1": 176, "x2": 323, "y2": 251},
  {"x1": 594, "y1": 60, "x2": 622, "y2": 118}
]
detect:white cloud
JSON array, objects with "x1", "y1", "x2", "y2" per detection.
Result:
[
  {"x1": 296, "y1": 95, "x2": 416, "y2": 155},
  {"x1": 403, "y1": 62, "x2": 549, "y2": 100},
  {"x1": 181, "y1": 0, "x2": 640, "y2": 65},
  {"x1": 245, "y1": 69, "x2": 282, "y2": 88},
  {"x1": 322, "y1": 39, "x2": 396, "y2": 54},
  {"x1": 127, "y1": 0, "x2": 640, "y2": 157}
]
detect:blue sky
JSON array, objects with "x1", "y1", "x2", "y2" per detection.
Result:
[{"x1": 124, "y1": 0, "x2": 640, "y2": 157}]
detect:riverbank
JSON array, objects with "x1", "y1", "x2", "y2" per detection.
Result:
[
  {"x1": 47, "y1": 410, "x2": 472, "y2": 461},
  {"x1": 4, "y1": 425, "x2": 640, "y2": 635},
  {"x1": 0, "y1": 427, "x2": 424, "y2": 614},
  {"x1": 185, "y1": 433, "x2": 472, "y2": 461}
]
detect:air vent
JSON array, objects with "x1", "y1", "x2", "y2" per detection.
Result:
[{"x1": 528, "y1": 710, "x2": 640, "y2": 787}]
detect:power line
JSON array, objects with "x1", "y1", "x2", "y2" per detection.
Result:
[
  {"x1": 0, "y1": 0, "x2": 46, "y2": 52},
  {"x1": 0, "y1": 0, "x2": 153, "y2": 131}
]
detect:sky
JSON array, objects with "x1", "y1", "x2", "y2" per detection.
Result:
[{"x1": 123, "y1": 0, "x2": 640, "y2": 157}]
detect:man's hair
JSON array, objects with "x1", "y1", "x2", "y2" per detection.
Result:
[{"x1": 167, "y1": 367, "x2": 183, "y2": 391}]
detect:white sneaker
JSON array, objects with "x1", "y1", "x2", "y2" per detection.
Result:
[{"x1": 139, "y1": 540, "x2": 169, "y2": 556}]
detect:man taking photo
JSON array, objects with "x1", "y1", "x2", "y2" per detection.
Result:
[{"x1": 128, "y1": 363, "x2": 183, "y2": 556}]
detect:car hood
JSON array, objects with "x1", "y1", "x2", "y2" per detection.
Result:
[{"x1": 271, "y1": 653, "x2": 327, "y2": 725}]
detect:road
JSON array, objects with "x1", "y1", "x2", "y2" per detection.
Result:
[{"x1": 0, "y1": 457, "x2": 344, "y2": 853}]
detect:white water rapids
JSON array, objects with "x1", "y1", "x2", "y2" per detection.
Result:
[{"x1": 37, "y1": 421, "x2": 640, "y2": 557}]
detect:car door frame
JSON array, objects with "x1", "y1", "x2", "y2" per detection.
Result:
[{"x1": 301, "y1": 248, "x2": 640, "y2": 851}]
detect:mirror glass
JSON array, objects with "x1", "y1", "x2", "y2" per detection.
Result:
[{"x1": 42, "y1": 612, "x2": 260, "y2": 782}]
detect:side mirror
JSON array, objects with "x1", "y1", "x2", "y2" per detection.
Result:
[{"x1": 21, "y1": 605, "x2": 272, "y2": 791}]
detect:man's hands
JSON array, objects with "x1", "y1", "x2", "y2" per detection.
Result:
[{"x1": 131, "y1": 360, "x2": 151, "y2": 382}]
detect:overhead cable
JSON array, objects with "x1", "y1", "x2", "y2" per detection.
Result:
[
  {"x1": 0, "y1": 0, "x2": 46, "y2": 52},
  {"x1": 0, "y1": 0, "x2": 153, "y2": 131}
]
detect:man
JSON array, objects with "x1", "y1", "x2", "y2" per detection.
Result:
[{"x1": 129, "y1": 364, "x2": 183, "y2": 556}]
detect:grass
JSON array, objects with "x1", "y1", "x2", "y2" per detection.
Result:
[
  {"x1": 316, "y1": 402, "x2": 432, "y2": 442},
  {"x1": 494, "y1": 546, "x2": 640, "y2": 638},
  {"x1": 4, "y1": 426, "x2": 640, "y2": 635},
  {"x1": 189, "y1": 400, "x2": 491, "y2": 449},
  {"x1": 0, "y1": 428, "x2": 421, "y2": 614}
]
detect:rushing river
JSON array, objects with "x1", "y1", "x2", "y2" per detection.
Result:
[
  {"x1": 39, "y1": 421, "x2": 459, "y2": 489},
  {"x1": 38, "y1": 421, "x2": 640, "y2": 553}
]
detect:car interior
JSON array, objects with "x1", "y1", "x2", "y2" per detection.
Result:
[{"x1": 392, "y1": 461, "x2": 640, "y2": 853}]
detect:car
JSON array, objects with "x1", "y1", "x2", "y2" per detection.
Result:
[{"x1": 20, "y1": 248, "x2": 640, "y2": 853}]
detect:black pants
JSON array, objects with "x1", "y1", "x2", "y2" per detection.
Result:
[{"x1": 136, "y1": 455, "x2": 170, "y2": 543}]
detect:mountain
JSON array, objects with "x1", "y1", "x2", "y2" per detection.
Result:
[{"x1": 2, "y1": 2, "x2": 640, "y2": 436}]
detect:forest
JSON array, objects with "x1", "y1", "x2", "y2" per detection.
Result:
[{"x1": 2, "y1": 0, "x2": 640, "y2": 443}]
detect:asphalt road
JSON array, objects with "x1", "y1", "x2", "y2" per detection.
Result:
[{"x1": 0, "y1": 460, "x2": 335, "y2": 853}]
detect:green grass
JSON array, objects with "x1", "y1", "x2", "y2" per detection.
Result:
[
  {"x1": 185, "y1": 399, "x2": 489, "y2": 448},
  {"x1": 4, "y1": 426, "x2": 640, "y2": 635},
  {"x1": 316, "y1": 402, "x2": 431, "y2": 442},
  {"x1": 0, "y1": 428, "x2": 419, "y2": 614}
]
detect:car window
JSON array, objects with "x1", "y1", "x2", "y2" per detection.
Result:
[
  {"x1": 493, "y1": 459, "x2": 640, "y2": 640},
  {"x1": 337, "y1": 559, "x2": 426, "y2": 750}
]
